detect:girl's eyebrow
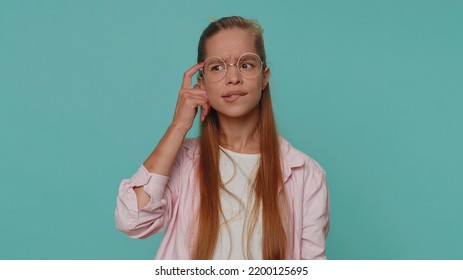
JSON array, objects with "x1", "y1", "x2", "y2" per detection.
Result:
[{"x1": 207, "y1": 53, "x2": 256, "y2": 62}]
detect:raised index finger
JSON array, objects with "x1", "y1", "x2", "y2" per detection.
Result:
[{"x1": 181, "y1": 62, "x2": 204, "y2": 89}]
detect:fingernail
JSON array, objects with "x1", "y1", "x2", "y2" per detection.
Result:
[{"x1": 199, "y1": 61, "x2": 204, "y2": 66}]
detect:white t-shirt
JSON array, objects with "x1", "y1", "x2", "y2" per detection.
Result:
[{"x1": 213, "y1": 147, "x2": 262, "y2": 259}]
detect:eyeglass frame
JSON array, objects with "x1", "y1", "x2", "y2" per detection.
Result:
[{"x1": 199, "y1": 52, "x2": 266, "y2": 82}]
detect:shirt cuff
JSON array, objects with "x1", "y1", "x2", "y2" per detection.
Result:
[{"x1": 133, "y1": 164, "x2": 170, "y2": 199}]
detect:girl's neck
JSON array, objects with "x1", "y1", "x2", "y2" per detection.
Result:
[{"x1": 217, "y1": 111, "x2": 260, "y2": 154}]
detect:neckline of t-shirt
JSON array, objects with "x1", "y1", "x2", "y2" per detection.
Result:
[{"x1": 219, "y1": 146, "x2": 260, "y2": 158}]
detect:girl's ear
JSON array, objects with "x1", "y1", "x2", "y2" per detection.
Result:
[
  {"x1": 197, "y1": 75, "x2": 205, "y2": 89},
  {"x1": 262, "y1": 67, "x2": 270, "y2": 89}
]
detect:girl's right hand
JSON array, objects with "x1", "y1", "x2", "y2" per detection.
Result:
[{"x1": 171, "y1": 62, "x2": 210, "y2": 136}]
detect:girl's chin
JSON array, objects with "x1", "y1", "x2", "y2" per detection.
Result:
[{"x1": 213, "y1": 107, "x2": 259, "y2": 120}]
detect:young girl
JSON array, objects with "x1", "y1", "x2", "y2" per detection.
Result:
[{"x1": 115, "y1": 16, "x2": 330, "y2": 260}]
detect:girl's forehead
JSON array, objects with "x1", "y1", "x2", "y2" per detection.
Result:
[{"x1": 204, "y1": 29, "x2": 257, "y2": 59}]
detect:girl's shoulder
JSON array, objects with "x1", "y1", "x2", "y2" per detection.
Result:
[
  {"x1": 179, "y1": 137, "x2": 200, "y2": 160},
  {"x1": 183, "y1": 137, "x2": 199, "y2": 149},
  {"x1": 279, "y1": 137, "x2": 325, "y2": 175}
]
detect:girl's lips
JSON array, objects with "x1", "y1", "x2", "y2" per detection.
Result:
[
  {"x1": 222, "y1": 94, "x2": 241, "y2": 103},
  {"x1": 222, "y1": 91, "x2": 246, "y2": 103}
]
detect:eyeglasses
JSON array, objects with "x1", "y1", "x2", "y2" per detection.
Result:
[{"x1": 200, "y1": 53, "x2": 264, "y2": 82}]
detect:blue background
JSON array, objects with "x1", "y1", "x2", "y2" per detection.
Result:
[{"x1": 1, "y1": 0, "x2": 462, "y2": 259}]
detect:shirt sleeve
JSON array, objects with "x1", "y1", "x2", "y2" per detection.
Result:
[
  {"x1": 301, "y1": 165, "x2": 330, "y2": 260},
  {"x1": 114, "y1": 164, "x2": 175, "y2": 239}
]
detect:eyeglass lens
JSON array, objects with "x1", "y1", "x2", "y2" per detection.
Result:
[{"x1": 202, "y1": 53, "x2": 262, "y2": 82}]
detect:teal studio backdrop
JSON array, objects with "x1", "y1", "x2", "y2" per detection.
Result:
[{"x1": 1, "y1": 0, "x2": 462, "y2": 259}]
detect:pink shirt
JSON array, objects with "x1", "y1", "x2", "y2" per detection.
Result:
[{"x1": 115, "y1": 137, "x2": 330, "y2": 259}]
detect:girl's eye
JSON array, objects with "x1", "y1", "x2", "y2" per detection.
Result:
[
  {"x1": 240, "y1": 62, "x2": 254, "y2": 70},
  {"x1": 210, "y1": 64, "x2": 225, "y2": 71}
]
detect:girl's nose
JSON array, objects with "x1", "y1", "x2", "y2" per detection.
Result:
[{"x1": 225, "y1": 64, "x2": 242, "y2": 85}]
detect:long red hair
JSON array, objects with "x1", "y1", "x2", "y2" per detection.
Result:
[{"x1": 192, "y1": 16, "x2": 287, "y2": 259}]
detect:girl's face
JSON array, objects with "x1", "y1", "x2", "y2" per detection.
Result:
[{"x1": 199, "y1": 28, "x2": 269, "y2": 120}]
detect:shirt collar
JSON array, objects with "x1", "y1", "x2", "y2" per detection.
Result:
[{"x1": 279, "y1": 136, "x2": 305, "y2": 183}]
